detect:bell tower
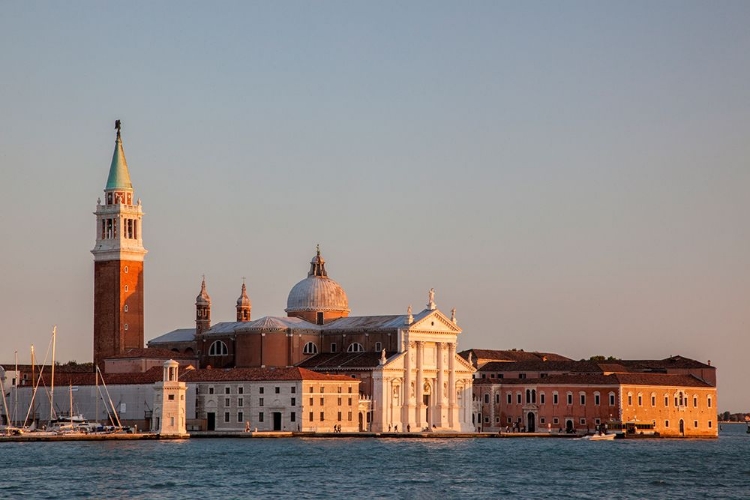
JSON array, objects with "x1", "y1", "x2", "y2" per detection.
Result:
[{"x1": 92, "y1": 120, "x2": 147, "y2": 371}]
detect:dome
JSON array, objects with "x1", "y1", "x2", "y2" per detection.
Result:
[{"x1": 285, "y1": 246, "x2": 349, "y2": 315}]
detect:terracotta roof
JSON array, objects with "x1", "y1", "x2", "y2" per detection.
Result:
[
  {"x1": 616, "y1": 356, "x2": 713, "y2": 371},
  {"x1": 614, "y1": 373, "x2": 713, "y2": 388},
  {"x1": 475, "y1": 372, "x2": 712, "y2": 389},
  {"x1": 460, "y1": 349, "x2": 572, "y2": 363},
  {"x1": 297, "y1": 352, "x2": 390, "y2": 370},
  {"x1": 181, "y1": 367, "x2": 354, "y2": 382},
  {"x1": 33, "y1": 367, "x2": 164, "y2": 386},
  {"x1": 105, "y1": 348, "x2": 195, "y2": 360},
  {"x1": 479, "y1": 360, "x2": 603, "y2": 373}
]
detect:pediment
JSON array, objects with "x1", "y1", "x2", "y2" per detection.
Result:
[{"x1": 408, "y1": 309, "x2": 461, "y2": 334}]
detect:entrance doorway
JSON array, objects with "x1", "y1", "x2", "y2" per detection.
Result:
[
  {"x1": 273, "y1": 412, "x2": 282, "y2": 431},
  {"x1": 358, "y1": 412, "x2": 364, "y2": 432},
  {"x1": 423, "y1": 395, "x2": 430, "y2": 426},
  {"x1": 527, "y1": 413, "x2": 536, "y2": 432},
  {"x1": 679, "y1": 419, "x2": 684, "y2": 436},
  {"x1": 565, "y1": 419, "x2": 574, "y2": 433},
  {"x1": 207, "y1": 412, "x2": 215, "y2": 431}
]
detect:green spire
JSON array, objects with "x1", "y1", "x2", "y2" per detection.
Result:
[{"x1": 105, "y1": 121, "x2": 133, "y2": 190}]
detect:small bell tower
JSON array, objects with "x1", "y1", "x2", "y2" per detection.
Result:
[
  {"x1": 152, "y1": 359, "x2": 188, "y2": 437},
  {"x1": 92, "y1": 120, "x2": 147, "y2": 371},
  {"x1": 236, "y1": 279, "x2": 252, "y2": 322},
  {"x1": 195, "y1": 276, "x2": 211, "y2": 336}
]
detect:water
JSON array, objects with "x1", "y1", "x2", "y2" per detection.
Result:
[{"x1": 2, "y1": 424, "x2": 749, "y2": 499}]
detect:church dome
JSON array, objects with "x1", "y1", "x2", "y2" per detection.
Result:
[{"x1": 285, "y1": 247, "x2": 349, "y2": 315}]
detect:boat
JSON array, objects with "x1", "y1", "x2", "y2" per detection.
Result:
[{"x1": 584, "y1": 432, "x2": 616, "y2": 441}]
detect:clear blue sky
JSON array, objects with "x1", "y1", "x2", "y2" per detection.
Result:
[{"x1": 1, "y1": 1, "x2": 748, "y2": 411}]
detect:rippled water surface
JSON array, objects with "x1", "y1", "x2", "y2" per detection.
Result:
[{"x1": 3, "y1": 424, "x2": 749, "y2": 499}]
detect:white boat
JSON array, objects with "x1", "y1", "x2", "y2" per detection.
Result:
[{"x1": 583, "y1": 432, "x2": 616, "y2": 441}]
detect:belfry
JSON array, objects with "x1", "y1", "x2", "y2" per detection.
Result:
[{"x1": 92, "y1": 121, "x2": 147, "y2": 371}]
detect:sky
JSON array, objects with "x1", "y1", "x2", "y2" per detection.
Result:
[{"x1": 1, "y1": 1, "x2": 748, "y2": 411}]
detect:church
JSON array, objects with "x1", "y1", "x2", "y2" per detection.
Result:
[{"x1": 94, "y1": 122, "x2": 475, "y2": 433}]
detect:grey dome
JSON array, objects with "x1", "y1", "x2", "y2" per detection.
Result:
[{"x1": 285, "y1": 246, "x2": 349, "y2": 314}]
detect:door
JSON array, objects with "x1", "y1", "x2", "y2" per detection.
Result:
[
  {"x1": 566, "y1": 419, "x2": 574, "y2": 433},
  {"x1": 273, "y1": 412, "x2": 282, "y2": 431},
  {"x1": 679, "y1": 419, "x2": 684, "y2": 436},
  {"x1": 207, "y1": 412, "x2": 215, "y2": 431},
  {"x1": 527, "y1": 412, "x2": 536, "y2": 433}
]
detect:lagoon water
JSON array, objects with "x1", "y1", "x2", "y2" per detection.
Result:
[{"x1": 2, "y1": 424, "x2": 749, "y2": 499}]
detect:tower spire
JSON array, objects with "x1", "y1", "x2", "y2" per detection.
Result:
[{"x1": 106, "y1": 119, "x2": 132, "y2": 191}]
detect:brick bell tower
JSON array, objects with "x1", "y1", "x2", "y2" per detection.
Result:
[{"x1": 92, "y1": 120, "x2": 147, "y2": 371}]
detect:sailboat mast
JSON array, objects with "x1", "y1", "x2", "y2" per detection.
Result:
[
  {"x1": 13, "y1": 350, "x2": 18, "y2": 426},
  {"x1": 50, "y1": 326, "x2": 56, "y2": 422}
]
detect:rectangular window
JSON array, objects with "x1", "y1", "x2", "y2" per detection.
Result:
[
  {"x1": 238, "y1": 387, "x2": 244, "y2": 395},
  {"x1": 507, "y1": 393, "x2": 512, "y2": 404},
  {"x1": 260, "y1": 387, "x2": 265, "y2": 394},
  {"x1": 275, "y1": 387, "x2": 280, "y2": 394},
  {"x1": 580, "y1": 394, "x2": 586, "y2": 405},
  {"x1": 579, "y1": 418, "x2": 586, "y2": 425},
  {"x1": 348, "y1": 398, "x2": 352, "y2": 406},
  {"x1": 238, "y1": 412, "x2": 243, "y2": 423},
  {"x1": 567, "y1": 394, "x2": 573, "y2": 405},
  {"x1": 708, "y1": 397, "x2": 712, "y2": 408},
  {"x1": 507, "y1": 417, "x2": 512, "y2": 424},
  {"x1": 595, "y1": 418, "x2": 601, "y2": 425},
  {"x1": 348, "y1": 386, "x2": 353, "y2": 393},
  {"x1": 320, "y1": 398, "x2": 324, "y2": 405},
  {"x1": 665, "y1": 420, "x2": 669, "y2": 428},
  {"x1": 320, "y1": 412, "x2": 325, "y2": 421},
  {"x1": 209, "y1": 387, "x2": 214, "y2": 395},
  {"x1": 516, "y1": 393, "x2": 521, "y2": 404},
  {"x1": 338, "y1": 397, "x2": 342, "y2": 406},
  {"x1": 168, "y1": 394, "x2": 175, "y2": 401},
  {"x1": 224, "y1": 412, "x2": 230, "y2": 423},
  {"x1": 628, "y1": 395, "x2": 632, "y2": 406},
  {"x1": 553, "y1": 418, "x2": 559, "y2": 425},
  {"x1": 309, "y1": 397, "x2": 314, "y2": 406},
  {"x1": 225, "y1": 387, "x2": 230, "y2": 394},
  {"x1": 540, "y1": 394, "x2": 545, "y2": 405},
  {"x1": 594, "y1": 394, "x2": 600, "y2": 406},
  {"x1": 665, "y1": 396, "x2": 669, "y2": 407},
  {"x1": 498, "y1": 374, "x2": 504, "y2": 379},
  {"x1": 540, "y1": 417, "x2": 545, "y2": 424},
  {"x1": 291, "y1": 386, "x2": 296, "y2": 394},
  {"x1": 484, "y1": 417, "x2": 489, "y2": 423},
  {"x1": 638, "y1": 395, "x2": 642, "y2": 406},
  {"x1": 309, "y1": 412, "x2": 314, "y2": 422},
  {"x1": 694, "y1": 420, "x2": 698, "y2": 428},
  {"x1": 331, "y1": 343, "x2": 337, "y2": 353},
  {"x1": 309, "y1": 386, "x2": 314, "y2": 393},
  {"x1": 259, "y1": 412, "x2": 264, "y2": 422},
  {"x1": 259, "y1": 398, "x2": 264, "y2": 406},
  {"x1": 553, "y1": 393, "x2": 559, "y2": 405},
  {"x1": 291, "y1": 398, "x2": 296, "y2": 406},
  {"x1": 652, "y1": 395, "x2": 656, "y2": 407},
  {"x1": 375, "y1": 342, "x2": 382, "y2": 351},
  {"x1": 518, "y1": 373, "x2": 526, "y2": 379},
  {"x1": 238, "y1": 398, "x2": 244, "y2": 407},
  {"x1": 609, "y1": 394, "x2": 615, "y2": 406},
  {"x1": 708, "y1": 421, "x2": 712, "y2": 428},
  {"x1": 338, "y1": 412, "x2": 342, "y2": 422},
  {"x1": 291, "y1": 412, "x2": 296, "y2": 422},
  {"x1": 225, "y1": 398, "x2": 230, "y2": 407}
]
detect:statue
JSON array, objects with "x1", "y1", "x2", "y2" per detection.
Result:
[
  {"x1": 381, "y1": 349, "x2": 386, "y2": 363},
  {"x1": 429, "y1": 288, "x2": 435, "y2": 304},
  {"x1": 451, "y1": 308, "x2": 457, "y2": 323},
  {"x1": 407, "y1": 305, "x2": 412, "y2": 316}
]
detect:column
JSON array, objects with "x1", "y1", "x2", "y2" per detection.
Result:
[
  {"x1": 416, "y1": 341, "x2": 423, "y2": 428},
  {"x1": 448, "y1": 342, "x2": 456, "y2": 429},
  {"x1": 403, "y1": 340, "x2": 411, "y2": 428}
]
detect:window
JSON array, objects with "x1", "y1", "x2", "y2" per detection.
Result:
[
  {"x1": 708, "y1": 396, "x2": 712, "y2": 408},
  {"x1": 124, "y1": 324, "x2": 128, "y2": 330},
  {"x1": 651, "y1": 394, "x2": 656, "y2": 407},
  {"x1": 579, "y1": 418, "x2": 586, "y2": 425},
  {"x1": 348, "y1": 386, "x2": 352, "y2": 393},
  {"x1": 567, "y1": 393, "x2": 573, "y2": 406},
  {"x1": 553, "y1": 418, "x2": 559, "y2": 425},
  {"x1": 594, "y1": 393, "x2": 600, "y2": 406},
  {"x1": 495, "y1": 394, "x2": 500, "y2": 404},
  {"x1": 507, "y1": 393, "x2": 512, "y2": 404},
  {"x1": 316, "y1": 312, "x2": 324, "y2": 325},
  {"x1": 516, "y1": 393, "x2": 522, "y2": 404},
  {"x1": 664, "y1": 395, "x2": 669, "y2": 407},
  {"x1": 124, "y1": 285, "x2": 128, "y2": 292},
  {"x1": 291, "y1": 412, "x2": 296, "y2": 422},
  {"x1": 209, "y1": 387, "x2": 214, "y2": 395},
  {"x1": 693, "y1": 396, "x2": 698, "y2": 408},
  {"x1": 238, "y1": 398, "x2": 244, "y2": 407},
  {"x1": 627, "y1": 394, "x2": 632, "y2": 406},
  {"x1": 338, "y1": 412, "x2": 342, "y2": 422},
  {"x1": 259, "y1": 412, "x2": 264, "y2": 422},
  {"x1": 303, "y1": 342, "x2": 318, "y2": 355},
  {"x1": 289, "y1": 397, "x2": 296, "y2": 407},
  {"x1": 484, "y1": 394, "x2": 490, "y2": 404},
  {"x1": 309, "y1": 386, "x2": 314, "y2": 393},
  {"x1": 259, "y1": 398, "x2": 264, "y2": 406},
  {"x1": 694, "y1": 420, "x2": 698, "y2": 428},
  {"x1": 638, "y1": 394, "x2": 642, "y2": 407},
  {"x1": 540, "y1": 393, "x2": 545, "y2": 405},
  {"x1": 309, "y1": 412, "x2": 314, "y2": 422},
  {"x1": 553, "y1": 392, "x2": 559, "y2": 405},
  {"x1": 580, "y1": 393, "x2": 586, "y2": 405},
  {"x1": 225, "y1": 398, "x2": 230, "y2": 407},
  {"x1": 168, "y1": 395, "x2": 175, "y2": 401},
  {"x1": 540, "y1": 417, "x2": 545, "y2": 424},
  {"x1": 238, "y1": 387, "x2": 244, "y2": 395},
  {"x1": 665, "y1": 420, "x2": 669, "y2": 428},
  {"x1": 320, "y1": 398, "x2": 324, "y2": 405},
  {"x1": 375, "y1": 342, "x2": 382, "y2": 352},
  {"x1": 338, "y1": 397, "x2": 342, "y2": 406},
  {"x1": 348, "y1": 398, "x2": 352, "y2": 406},
  {"x1": 309, "y1": 397, "x2": 314, "y2": 406},
  {"x1": 507, "y1": 417, "x2": 512, "y2": 424},
  {"x1": 225, "y1": 387, "x2": 231, "y2": 394},
  {"x1": 331, "y1": 343, "x2": 337, "y2": 353},
  {"x1": 291, "y1": 387, "x2": 296, "y2": 394},
  {"x1": 238, "y1": 412, "x2": 243, "y2": 422},
  {"x1": 708, "y1": 421, "x2": 713, "y2": 428},
  {"x1": 124, "y1": 305, "x2": 128, "y2": 312},
  {"x1": 224, "y1": 412, "x2": 230, "y2": 423},
  {"x1": 595, "y1": 418, "x2": 601, "y2": 425},
  {"x1": 209, "y1": 340, "x2": 229, "y2": 356},
  {"x1": 275, "y1": 387, "x2": 280, "y2": 394},
  {"x1": 320, "y1": 412, "x2": 325, "y2": 421},
  {"x1": 347, "y1": 342, "x2": 364, "y2": 353},
  {"x1": 518, "y1": 373, "x2": 526, "y2": 379},
  {"x1": 609, "y1": 393, "x2": 615, "y2": 406},
  {"x1": 348, "y1": 411, "x2": 353, "y2": 421},
  {"x1": 260, "y1": 387, "x2": 265, "y2": 394},
  {"x1": 484, "y1": 417, "x2": 489, "y2": 423}
]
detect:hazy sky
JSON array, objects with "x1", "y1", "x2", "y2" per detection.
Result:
[{"x1": 1, "y1": 2, "x2": 748, "y2": 411}]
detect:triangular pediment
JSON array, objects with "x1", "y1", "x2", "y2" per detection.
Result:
[{"x1": 408, "y1": 309, "x2": 461, "y2": 334}]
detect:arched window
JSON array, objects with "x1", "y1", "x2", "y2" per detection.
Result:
[
  {"x1": 693, "y1": 395, "x2": 698, "y2": 408},
  {"x1": 707, "y1": 395, "x2": 712, "y2": 408},
  {"x1": 347, "y1": 342, "x2": 364, "y2": 353},
  {"x1": 495, "y1": 393, "x2": 500, "y2": 404},
  {"x1": 303, "y1": 342, "x2": 318, "y2": 355},
  {"x1": 208, "y1": 340, "x2": 228, "y2": 356},
  {"x1": 484, "y1": 394, "x2": 490, "y2": 404},
  {"x1": 594, "y1": 391, "x2": 601, "y2": 406},
  {"x1": 608, "y1": 392, "x2": 616, "y2": 406},
  {"x1": 525, "y1": 389, "x2": 531, "y2": 403},
  {"x1": 540, "y1": 392, "x2": 546, "y2": 405}
]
